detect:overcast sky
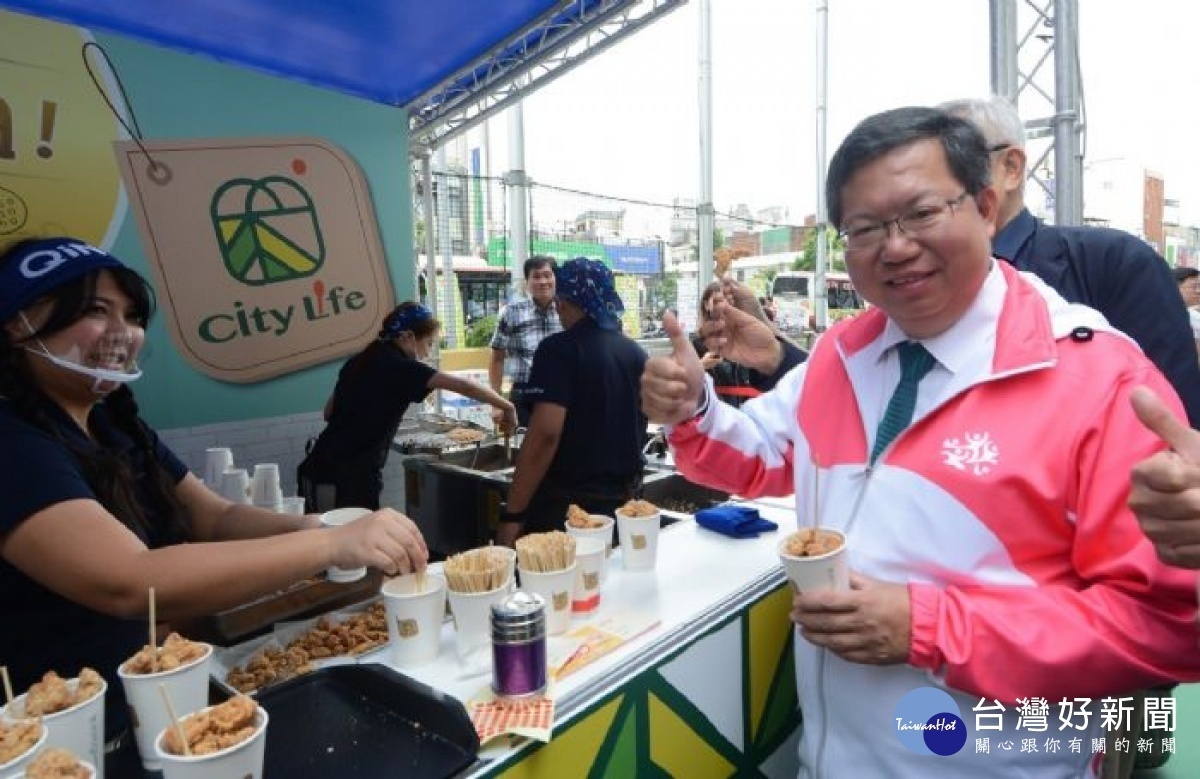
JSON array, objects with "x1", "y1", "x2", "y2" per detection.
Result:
[{"x1": 471, "y1": 0, "x2": 1200, "y2": 231}]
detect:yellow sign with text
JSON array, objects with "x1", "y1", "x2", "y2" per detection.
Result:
[{"x1": 0, "y1": 11, "x2": 125, "y2": 246}]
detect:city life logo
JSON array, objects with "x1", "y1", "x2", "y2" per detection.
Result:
[
  {"x1": 116, "y1": 137, "x2": 393, "y2": 383},
  {"x1": 894, "y1": 687, "x2": 967, "y2": 757},
  {"x1": 211, "y1": 176, "x2": 325, "y2": 285}
]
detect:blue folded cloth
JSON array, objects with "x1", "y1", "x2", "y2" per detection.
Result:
[{"x1": 695, "y1": 505, "x2": 778, "y2": 538}]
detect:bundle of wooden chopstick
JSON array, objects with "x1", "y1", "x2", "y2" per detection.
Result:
[
  {"x1": 443, "y1": 547, "x2": 510, "y2": 593},
  {"x1": 515, "y1": 531, "x2": 576, "y2": 573}
]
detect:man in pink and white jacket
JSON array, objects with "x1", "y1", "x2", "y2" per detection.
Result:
[{"x1": 642, "y1": 106, "x2": 1200, "y2": 778}]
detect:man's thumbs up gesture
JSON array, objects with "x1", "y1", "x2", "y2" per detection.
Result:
[
  {"x1": 641, "y1": 311, "x2": 707, "y2": 425},
  {"x1": 1129, "y1": 386, "x2": 1200, "y2": 569}
]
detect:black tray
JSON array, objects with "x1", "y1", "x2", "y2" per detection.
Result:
[{"x1": 254, "y1": 664, "x2": 480, "y2": 778}]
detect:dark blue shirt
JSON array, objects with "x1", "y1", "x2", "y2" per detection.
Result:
[
  {"x1": 525, "y1": 318, "x2": 648, "y2": 493},
  {"x1": 310, "y1": 341, "x2": 437, "y2": 468},
  {"x1": 0, "y1": 397, "x2": 188, "y2": 739},
  {"x1": 995, "y1": 208, "x2": 1200, "y2": 427}
]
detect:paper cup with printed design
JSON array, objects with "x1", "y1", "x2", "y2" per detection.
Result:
[
  {"x1": 778, "y1": 529, "x2": 849, "y2": 592},
  {"x1": 0, "y1": 719, "x2": 47, "y2": 776},
  {"x1": 564, "y1": 515, "x2": 615, "y2": 581},
  {"x1": 381, "y1": 573, "x2": 447, "y2": 666},
  {"x1": 154, "y1": 705, "x2": 268, "y2": 779},
  {"x1": 447, "y1": 581, "x2": 513, "y2": 660},
  {"x1": 571, "y1": 537, "x2": 606, "y2": 615},
  {"x1": 117, "y1": 643, "x2": 214, "y2": 772},
  {"x1": 5, "y1": 675, "x2": 106, "y2": 776},
  {"x1": 518, "y1": 563, "x2": 577, "y2": 635},
  {"x1": 615, "y1": 509, "x2": 661, "y2": 571},
  {"x1": 319, "y1": 507, "x2": 372, "y2": 582}
]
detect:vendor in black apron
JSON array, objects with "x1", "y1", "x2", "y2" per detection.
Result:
[
  {"x1": 298, "y1": 302, "x2": 517, "y2": 512},
  {"x1": 497, "y1": 258, "x2": 648, "y2": 546}
]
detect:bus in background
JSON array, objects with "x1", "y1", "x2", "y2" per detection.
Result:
[{"x1": 769, "y1": 271, "x2": 864, "y2": 332}]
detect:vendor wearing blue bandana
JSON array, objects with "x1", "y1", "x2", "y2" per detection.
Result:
[
  {"x1": 300, "y1": 301, "x2": 517, "y2": 512},
  {"x1": 498, "y1": 258, "x2": 649, "y2": 545},
  {"x1": 0, "y1": 238, "x2": 430, "y2": 775}
]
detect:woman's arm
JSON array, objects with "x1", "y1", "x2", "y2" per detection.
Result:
[{"x1": 1, "y1": 497, "x2": 426, "y2": 621}]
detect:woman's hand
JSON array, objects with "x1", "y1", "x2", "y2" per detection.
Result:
[
  {"x1": 493, "y1": 402, "x2": 518, "y2": 435},
  {"x1": 700, "y1": 351, "x2": 723, "y2": 371},
  {"x1": 326, "y1": 508, "x2": 428, "y2": 576}
]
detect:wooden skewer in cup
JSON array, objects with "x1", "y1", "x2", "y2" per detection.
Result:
[
  {"x1": 148, "y1": 587, "x2": 158, "y2": 674},
  {"x1": 158, "y1": 682, "x2": 191, "y2": 756},
  {"x1": 1, "y1": 665, "x2": 13, "y2": 711},
  {"x1": 811, "y1": 454, "x2": 821, "y2": 532}
]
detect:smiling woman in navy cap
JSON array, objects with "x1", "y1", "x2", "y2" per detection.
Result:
[
  {"x1": 0, "y1": 237, "x2": 430, "y2": 773},
  {"x1": 497, "y1": 257, "x2": 649, "y2": 546}
]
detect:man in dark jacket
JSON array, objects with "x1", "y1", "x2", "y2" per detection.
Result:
[{"x1": 941, "y1": 97, "x2": 1200, "y2": 428}]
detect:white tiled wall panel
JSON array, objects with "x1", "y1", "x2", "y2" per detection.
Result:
[{"x1": 158, "y1": 412, "x2": 408, "y2": 511}]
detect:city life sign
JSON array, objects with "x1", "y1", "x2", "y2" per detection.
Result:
[{"x1": 116, "y1": 137, "x2": 393, "y2": 382}]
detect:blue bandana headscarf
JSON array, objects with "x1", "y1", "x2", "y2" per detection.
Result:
[
  {"x1": 555, "y1": 257, "x2": 624, "y2": 331},
  {"x1": 0, "y1": 238, "x2": 127, "y2": 323},
  {"x1": 380, "y1": 303, "x2": 433, "y2": 339}
]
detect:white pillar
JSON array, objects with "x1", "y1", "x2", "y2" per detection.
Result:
[
  {"x1": 697, "y1": 0, "x2": 715, "y2": 298},
  {"x1": 506, "y1": 99, "x2": 529, "y2": 297},
  {"x1": 813, "y1": 0, "x2": 829, "y2": 331}
]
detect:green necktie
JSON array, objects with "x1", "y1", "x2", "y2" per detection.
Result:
[{"x1": 870, "y1": 341, "x2": 936, "y2": 465}]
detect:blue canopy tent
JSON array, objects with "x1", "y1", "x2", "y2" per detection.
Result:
[{"x1": 0, "y1": 0, "x2": 685, "y2": 147}]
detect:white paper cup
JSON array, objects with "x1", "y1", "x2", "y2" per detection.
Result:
[
  {"x1": 251, "y1": 463, "x2": 283, "y2": 508},
  {"x1": 319, "y1": 507, "x2": 372, "y2": 582},
  {"x1": 518, "y1": 563, "x2": 577, "y2": 635},
  {"x1": 564, "y1": 515, "x2": 615, "y2": 581},
  {"x1": 447, "y1": 581, "x2": 513, "y2": 659},
  {"x1": 203, "y1": 447, "x2": 233, "y2": 488},
  {"x1": 5, "y1": 675, "x2": 106, "y2": 777},
  {"x1": 615, "y1": 510, "x2": 661, "y2": 571},
  {"x1": 571, "y1": 537, "x2": 606, "y2": 615},
  {"x1": 155, "y1": 705, "x2": 268, "y2": 779},
  {"x1": 219, "y1": 468, "x2": 251, "y2": 505},
  {"x1": 0, "y1": 720, "x2": 47, "y2": 776},
  {"x1": 482, "y1": 546, "x2": 517, "y2": 588},
  {"x1": 117, "y1": 643, "x2": 213, "y2": 772},
  {"x1": 382, "y1": 573, "x2": 447, "y2": 666},
  {"x1": 778, "y1": 529, "x2": 849, "y2": 592},
  {"x1": 278, "y1": 496, "x2": 307, "y2": 516}
]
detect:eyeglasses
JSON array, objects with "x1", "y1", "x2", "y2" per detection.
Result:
[
  {"x1": 988, "y1": 143, "x2": 1012, "y2": 154},
  {"x1": 838, "y1": 192, "x2": 971, "y2": 254}
]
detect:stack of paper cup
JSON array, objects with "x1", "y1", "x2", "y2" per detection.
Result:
[
  {"x1": 219, "y1": 468, "x2": 251, "y2": 504},
  {"x1": 203, "y1": 447, "x2": 233, "y2": 488},
  {"x1": 278, "y1": 496, "x2": 307, "y2": 516},
  {"x1": 251, "y1": 463, "x2": 283, "y2": 510}
]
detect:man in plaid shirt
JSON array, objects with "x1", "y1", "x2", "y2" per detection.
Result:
[{"x1": 489, "y1": 255, "x2": 562, "y2": 425}]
